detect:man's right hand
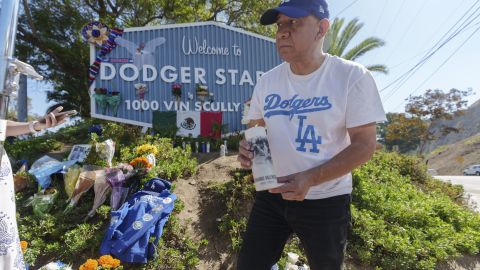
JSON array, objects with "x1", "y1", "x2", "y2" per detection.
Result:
[
  {"x1": 237, "y1": 138, "x2": 253, "y2": 169},
  {"x1": 238, "y1": 119, "x2": 265, "y2": 169}
]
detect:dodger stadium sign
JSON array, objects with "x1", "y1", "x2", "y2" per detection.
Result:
[{"x1": 90, "y1": 22, "x2": 281, "y2": 132}]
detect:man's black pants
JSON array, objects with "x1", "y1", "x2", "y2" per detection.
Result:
[{"x1": 237, "y1": 191, "x2": 351, "y2": 270}]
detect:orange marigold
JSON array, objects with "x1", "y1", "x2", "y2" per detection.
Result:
[
  {"x1": 98, "y1": 255, "x2": 121, "y2": 268},
  {"x1": 129, "y1": 157, "x2": 152, "y2": 169},
  {"x1": 79, "y1": 259, "x2": 98, "y2": 270},
  {"x1": 19, "y1": 241, "x2": 28, "y2": 253}
]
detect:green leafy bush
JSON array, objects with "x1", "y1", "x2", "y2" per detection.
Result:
[
  {"x1": 45, "y1": 118, "x2": 142, "y2": 147},
  {"x1": 349, "y1": 152, "x2": 480, "y2": 269},
  {"x1": 5, "y1": 136, "x2": 63, "y2": 164}
]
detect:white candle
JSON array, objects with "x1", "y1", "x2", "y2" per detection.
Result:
[
  {"x1": 220, "y1": 144, "x2": 226, "y2": 157},
  {"x1": 244, "y1": 126, "x2": 281, "y2": 191}
]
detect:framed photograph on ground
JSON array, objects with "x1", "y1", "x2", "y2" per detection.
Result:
[{"x1": 68, "y1": 144, "x2": 92, "y2": 162}]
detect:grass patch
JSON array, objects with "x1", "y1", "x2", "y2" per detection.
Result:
[
  {"x1": 428, "y1": 145, "x2": 449, "y2": 157},
  {"x1": 463, "y1": 134, "x2": 480, "y2": 146}
]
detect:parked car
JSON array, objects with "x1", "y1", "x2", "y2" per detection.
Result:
[
  {"x1": 427, "y1": 169, "x2": 438, "y2": 176},
  {"x1": 463, "y1": 164, "x2": 480, "y2": 176}
]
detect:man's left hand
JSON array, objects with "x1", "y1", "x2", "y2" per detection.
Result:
[{"x1": 269, "y1": 170, "x2": 314, "y2": 201}]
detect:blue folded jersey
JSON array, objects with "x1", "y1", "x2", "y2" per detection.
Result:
[{"x1": 100, "y1": 178, "x2": 176, "y2": 263}]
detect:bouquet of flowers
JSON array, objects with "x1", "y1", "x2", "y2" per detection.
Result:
[
  {"x1": 124, "y1": 157, "x2": 153, "y2": 199},
  {"x1": 79, "y1": 255, "x2": 122, "y2": 270},
  {"x1": 129, "y1": 157, "x2": 153, "y2": 173},
  {"x1": 96, "y1": 139, "x2": 115, "y2": 167},
  {"x1": 135, "y1": 143, "x2": 158, "y2": 168},
  {"x1": 195, "y1": 84, "x2": 209, "y2": 98},
  {"x1": 135, "y1": 143, "x2": 158, "y2": 157},
  {"x1": 134, "y1": 83, "x2": 148, "y2": 101},
  {"x1": 38, "y1": 261, "x2": 72, "y2": 270},
  {"x1": 64, "y1": 166, "x2": 103, "y2": 214},
  {"x1": 87, "y1": 172, "x2": 110, "y2": 218},
  {"x1": 106, "y1": 163, "x2": 135, "y2": 211},
  {"x1": 172, "y1": 83, "x2": 182, "y2": 100},
  {"x1": 24, "y1": 188, "x2": 59, "y2": 217},
  {"x1": 64, "y1": 165, "x2": 82, "y2": 199}
]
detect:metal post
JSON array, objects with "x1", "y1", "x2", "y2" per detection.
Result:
[
  {"x1": 0, "y1": 0, "x2": 21, "y2": 119},
  {"x1": 18, "y1": 74, "x2": 27, "y2": 121}
]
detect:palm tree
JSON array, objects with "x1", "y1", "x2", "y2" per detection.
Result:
[{"x1": 324, "y1": 18, "x2": 388, "y2": 74}]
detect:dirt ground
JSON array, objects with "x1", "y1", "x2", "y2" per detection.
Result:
[
  {"x1": 174, "y1": 152, "x2": 480, "y2": 270},
  {"x1": 175, "y1": 152, "x2": 241, "y2": 270}
]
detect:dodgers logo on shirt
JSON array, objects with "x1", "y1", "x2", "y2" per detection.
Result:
[
  {"x1": 263, "y1": 94, "x2": 331, "y2": 119},
  {"x1": 264, "y1": 94, "x2": 331, "y2": 153}
]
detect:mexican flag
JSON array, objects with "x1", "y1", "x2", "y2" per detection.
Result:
[{"x1": 152, "y1": 111, "x2": 223, "y2": 138}]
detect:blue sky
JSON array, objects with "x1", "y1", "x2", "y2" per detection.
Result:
[{"x1": 27, "y1": 0, "x2": 480, "y2": 115}]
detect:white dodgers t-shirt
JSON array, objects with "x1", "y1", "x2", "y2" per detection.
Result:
[{"x1": 247, "y1": 54, "x2": 387, "y2": 200}]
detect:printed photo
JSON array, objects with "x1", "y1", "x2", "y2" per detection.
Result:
[
  {"x1": 68, "y1": 144, "x2": 92, "y2": 162},
  {"x1": 248, "y1": 136, "x2": 273, "y2": 165}
]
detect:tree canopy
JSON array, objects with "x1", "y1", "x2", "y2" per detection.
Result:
[{"x1": 382, "y1": 88, "x2": 473, "y2": 153}]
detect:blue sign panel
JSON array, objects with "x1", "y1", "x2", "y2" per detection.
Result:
[{"x1": 91, "y1": 22, "x2": 281, "y2": 133}]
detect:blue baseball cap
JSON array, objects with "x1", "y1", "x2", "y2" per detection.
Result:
[{"x1": 260, "y1": 0, "x2": 330, "y2": 25}]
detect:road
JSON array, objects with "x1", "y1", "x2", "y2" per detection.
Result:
[{"x1": 434, "y1": 175, "x2": 480, "y2": 212}]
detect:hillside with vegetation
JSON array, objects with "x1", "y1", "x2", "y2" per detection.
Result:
[
  {"x1": 5, "y1": 119, "x2": 480, "y2": 270},
  {"x1": 427, "y1": 133, "x2": 480, "y2": 175},
  {"x1": 424, "y1": 99, "x2": 480, "y2": 154}
]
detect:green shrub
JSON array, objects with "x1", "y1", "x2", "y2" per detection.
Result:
[
  {"x1": 44, "y1": 118, "x2": 94, "y2": 144},
  {"x1": 350, "y1": 151, "x2": 480, "y2": 269},
  {"x1": 45, "y1": 118, "x2": 142, "y2": 147},
  {"x1": 5, "y1": 136, "x2": 63, "y2": 164}
]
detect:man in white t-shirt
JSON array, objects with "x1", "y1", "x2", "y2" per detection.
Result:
[{"x1": 236, "y1": 0, "x2": 386, "y2": 269}]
